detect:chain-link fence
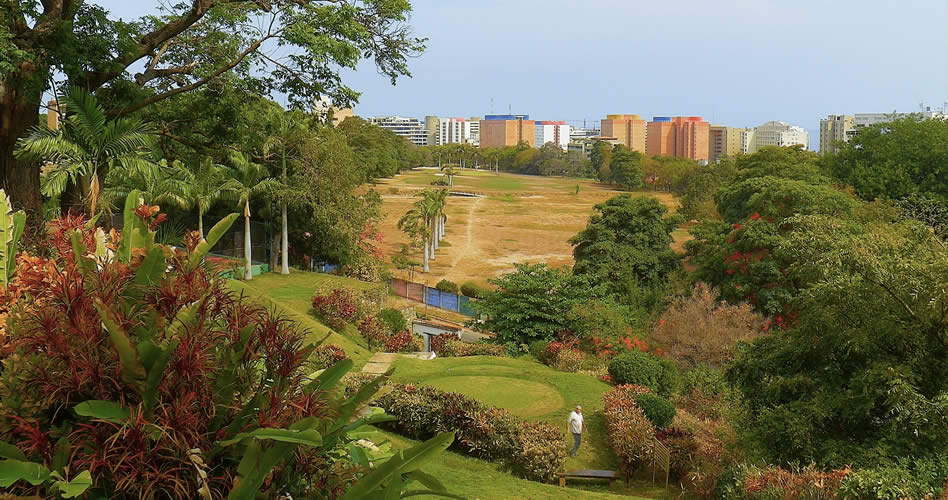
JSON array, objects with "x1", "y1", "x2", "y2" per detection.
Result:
[{"x1": 108, "y1": 212, "x2": 272, "y2": 264}]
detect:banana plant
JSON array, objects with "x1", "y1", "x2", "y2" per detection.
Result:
[{"x1": 0, "y1": 189, "x2": 26, "y2": 286}]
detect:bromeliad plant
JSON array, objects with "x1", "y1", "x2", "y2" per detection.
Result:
[{"x1": 0, "y1": 190, "x2": 453, "y2": 498}]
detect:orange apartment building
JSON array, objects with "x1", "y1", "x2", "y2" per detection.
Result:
[
  {"x1": 600, "y1": 114, "x2": 647, "y2": 153},
  {"x1": 646, "y1": 116, "x2": 710, "y2": 162},
  {"x1": 478, "y1": 115, "x2": 536, "y2": 148}
]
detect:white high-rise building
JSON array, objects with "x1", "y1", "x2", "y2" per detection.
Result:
[
  {"x1": 534, "y1": 121, "x2": 571, "y2": 150},
  {"x1": 747, "y1": 121, "x2": 809, "y2": 152},
  {"x1": 436, "y1": 117, "x2": 480, "y2": 146},
  {"x1": 819, "y1": 110, "x2": 947, "y2": 154},
  {"x1": 368, "y1": 116, "x2": 429, "y2": 146}
]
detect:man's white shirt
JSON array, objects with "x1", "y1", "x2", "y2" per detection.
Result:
[{"x1": 568, "y1": 410, "x2": 583, "y2": 434}]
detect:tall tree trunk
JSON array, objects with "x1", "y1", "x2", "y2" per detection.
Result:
[
  {"x1": 269, "y1": 226, "x2": 279, "y2": 271},
  {"x1": 422, "y1": 235, "x2": 430, "y2": 272},
  {"x1": 243, "y1": 200, "x2": 253, "y2": 280},
  {"x1": 281, "y1": 149, "x2": 289, "y2": 275},
  {"x1": 0, "y1": 83, "x2": 43, "y2": 233},
  {"x1": 198, "y1": 210, "x2": 205, "y2": 241}
]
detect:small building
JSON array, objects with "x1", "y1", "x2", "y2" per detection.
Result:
[{"x1": 411, "y1": 319, "x2": 461, "y2": 352}]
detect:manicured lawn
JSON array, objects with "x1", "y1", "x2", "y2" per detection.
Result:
[
  {"x1": 379, "y1": 431, "x2": 641, "y2": 500},
  {"x1": 387, "y1": 356, "x2": 677, "y2": 498},
  {"x1": 229, "y1": 270, "x2": 384, "y2": 368}
]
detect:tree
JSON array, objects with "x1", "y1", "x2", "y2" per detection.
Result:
[
  {"x1": 1, "y1": 0, "x2": 424, "y2": 222},
  {"x1": 102, "y1": 158, "x2": 191, "y2": 213},
  {"x1": 14, "y1": 86, "x2": 155, "y2": 214},
  {"x1": 226, "y1": 152, "x2": 279, "y2": 280},
  {"x1": 288, "y1": 127, "x2": 381, "y2": 270},
  {"x1": 570, "y1": 195, "x2": 680, "y2": 296},
  {"x1": 397, "y1": 188, "x2": 445, "y2": 273},
  {"x1": 177, "y1": 157, "x2": 239, "y2": 241},
  {"x1": 471, "y1": 263, "x2": 607, "y2": 345},
  {"x1": 824, "y1": 117, "x2": 948, "y2": 202},
  {"x1": 263, "y1": 109, "x2": 308, "y2": 274},
  {"x1": 609, "y1": 148, "x2": 645, "y2": 190},
  {"x1": 590, "y1": 141, "x2": 614, "y2": 182},
  {"x1": 728, "y1": 214, "x2": 948, "y2": 467}
]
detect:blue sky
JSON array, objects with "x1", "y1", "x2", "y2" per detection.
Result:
[{"x1": 97, "y1": 0, "x2": 948, "y2": 143}]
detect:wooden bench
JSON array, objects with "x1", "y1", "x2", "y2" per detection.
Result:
[{"x1": 555, "y1": 469, "x2": 619, "y2": 487}]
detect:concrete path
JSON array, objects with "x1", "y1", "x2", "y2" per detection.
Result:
[{"x1": 360, "y1": 351, "x2": 435, "y2": 375}]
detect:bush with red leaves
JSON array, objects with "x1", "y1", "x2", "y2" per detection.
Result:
[{"x1": 0, "y1": 210, "x2": 365, "y2": 498}]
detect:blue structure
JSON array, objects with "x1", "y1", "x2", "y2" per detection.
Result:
[
  {"x1": 652, "y1": 116, "x2": 671, "y2": 122},
  {"x1": 484, "y1": 114, "x2": 530, "y2": 120}
]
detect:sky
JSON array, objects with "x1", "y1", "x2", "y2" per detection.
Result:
[{"x1": 97, "y1": 0, "x2": 948, "y2": 147}]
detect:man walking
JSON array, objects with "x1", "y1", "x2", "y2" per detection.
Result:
[{"x1": 567, "y1": 405, "x2": 586, "y2": 457}]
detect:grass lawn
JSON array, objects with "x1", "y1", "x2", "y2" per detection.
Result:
[
  {"x1": 229, "y1": 270, "x2": 384, "y2": 368},
  {"x1": 378, "y1": 431, "x2": 643, "y2": 500},
  {"x1": 387, "y1": 356, "x2": 676, "y2": 498}
]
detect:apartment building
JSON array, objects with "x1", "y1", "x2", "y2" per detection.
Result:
[
  {"x1": 709, "y1": 125, "x2": 749, "y2": 161},
  {"x1": 647, "y1": 116, "x2": 710, "y2": 161},
  {"x1": 748, "y1": 121, "x2": 808, "y2": 152},
  {"x1": 819, "y1": 110, "x2": 946, "y2": 154},
  {"x1": 368, "y1": 116, "x2": 429, "y2": 146},
  {"x1": 601, "y1": 114, "x2": 647, "y2": 153},
  {"x1": 478, "y1": 114, "x2": 535, "y2": 148},
  {"x1": 535, "y1": 121, "x2": 570, "y2": 149}
]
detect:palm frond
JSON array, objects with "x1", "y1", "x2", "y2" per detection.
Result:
[{"x1": 60, "y1": 86, "x2": 108, "y2": 149}]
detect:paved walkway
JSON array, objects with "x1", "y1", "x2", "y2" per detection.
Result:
[{"x1": 360, "y1": 351, "x2": 435, "y2": 375}]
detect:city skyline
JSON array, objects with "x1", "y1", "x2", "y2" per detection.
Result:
[{"x1": 89, "y1": 0, "x2": 948, "y2": 149}]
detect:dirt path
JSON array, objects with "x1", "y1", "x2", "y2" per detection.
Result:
[{"x1": 450, "y1": 196, "x2": 484, "y2": 271}]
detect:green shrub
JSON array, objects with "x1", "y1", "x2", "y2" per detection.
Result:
[
  {"x1": 634, "y1": 394, "x2": 676, "y2": 428},
  {"x1": 431, "y1": 335, "x2": 505, "y2": 357},
  {"x1": 682, "y1": 365, "x2": 727, "y2": 396},
  {"x1": 460, "y1": 281, "x2": 488, "y2": 298},
  {"x1": 435, "y1": 279, "x2": 459, "y2": 294},
  {"x1": 377, "y1": 384, "x2": 565, "y2": 482},
  {"x1": 838, "y1": 457, "x2": 948, "y2": 500},
  {"x1": 377, "y1": 308, "x2": 408, "y2": 333},
  {"x1": 528, "y1": 340, "x2": 548, "y2": 360},
  {"x1": 608, "y1": 351, "x2": 679, "y2": 396}
]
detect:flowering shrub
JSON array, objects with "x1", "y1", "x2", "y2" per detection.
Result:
[
  {"x1": 608, "y1": 351, "x2": 679, "y2": 396},
  {"x1": 312, "y1": 288, "x2": 362, "y2": 329},
  {"x1": 539, "y1": 338, "x2": 579, "y2": 365},
  {"x1": 603, "y1": 385, "x2": 655, "y2": 475},
  {"x1": 553, "y1": 348, "x2": 585, "y2": 372},
  {"x1": 384, "y1": 330, "x2": 421, "y2": 353},
  {"x1": 357, "y1": 316, "x2": 390, "y2": 350},
  {"x1": 376, "y1": 384, "x2": 565, "y2": 483},
  {"x1": 589, "y1": 334, "x2": 664, "y2": 359},
  {"x1": 308, "y1": 344, "x2": 348, "y2": 370}
]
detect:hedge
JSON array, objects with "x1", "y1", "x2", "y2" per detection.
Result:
[
  {"x1": 430, "y1": 333, "x2": 505, "y2": 357},
  {"x1": 603, "y1": 384, "x2": 655, "y2": 476},
  {"x1": 435, "y1": 279, "x2": 459, "y2": 294},
  {"x1": 460, "y1": 281, "x2": 489, "y2": 299},
  {"x1": 375, "y1": 384, "x2": 565, "y2": 482},
  {"x1": 635, "y1": 393, "x2": 676, "y2": 428}
]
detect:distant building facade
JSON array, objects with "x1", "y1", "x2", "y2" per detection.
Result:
[
  {"x1": 748, "y1": 121, "x2": 808, "y2": 152},
  {"x1": 819, "y1": 110, "x2": 946, "y2": 155},
  {"x1": 601, "y1": 114, "x2": 647, "y2": 153},
  {"x1": 570, "y1": 127, "x2": 601, "y2": 142},
  {"x1": 647, "y1": 116, "x2": 710, "y2": 161},
  {"x1": 424, "y1": 116, "x2": 440, "y2": 147},
  {"x1": 312, "y1": 97, "x2": 353, "y2": 127},
  {"x1": 535, "y1": 121, "x2": 570, "y2": 149},
  {"x1": 709, "y1": 125, "x2": 749, "y2": 161},
  {"x1": 479, "y1": 114, "x2": 535, "y2": 148},
  {"x1": 368, "y1": 116, "x2": 429, "y2": 146},
  {"x1": 568, "y1": 136, "x2": 621, "y2": 159}
]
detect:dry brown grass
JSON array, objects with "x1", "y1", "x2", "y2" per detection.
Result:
[{"x1": 376, "y1": 169, "x2": 683, "y2": 285}]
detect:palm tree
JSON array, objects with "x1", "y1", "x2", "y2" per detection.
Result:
[
  {"x1": 15, "y1": 86, "x2": 155, "y2": 215},
  {"x1": 430, "y1": 188, "x2": 448, "y2": 252},
  {"x1": 179, "y1": 158, "x2": 241, "y2": 241},
  {"x1": 102, "y1": 159, "x2": 191, "y2": 212},
  {"x1": 226, "y1": 152, "x2": 280, "y2": 280},
  {"x1": 441, "y1": 164, "x2": 457, "y2": 187},
  {"x1": 263, "y1": 110, "x2": 307, "y2": 275},
  {"x1": 399, "y1": 189, "x2": 442, "y2": 272}
]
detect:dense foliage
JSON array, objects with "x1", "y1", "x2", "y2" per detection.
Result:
[
  {"x1": 571, "y1": 195, "x2": 680, "y2": 295},
  {"x1": 0, "y1": 196, "x2": 450, "y2": 497},
  {"x1": 375, "y1": 384, "x2": 566, "y2": 483},
  {"x1": 602, "y1": 385, "x2": 654, "y2": 476},
  {"x1": 634, "y1": 394, "x2": 676, "y2": 429},
  {"x1": 607, "y1": 351, "x2": 679, "y2": 397},
  {"x1": 430, "y1": 334, "x2": 505, "y2": 358},
  {"x1": 470, "y1": 263, "x2": 606, "y2": 345}
]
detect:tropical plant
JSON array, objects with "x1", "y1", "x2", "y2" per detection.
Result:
[
  {"x1": 226, "y1": 152, "x2": 280, "y2": 280},
  {"x1": 0, "y1": 190, "x2": 453, "y2": 498},
  {"x1": 397, "y1": 189, "x2": 442, "y2": 273},
  {"x1": 0, "y1": 190, "x2": 25, "y2": 287},
  {"x1": 102, "y1": 159, "x2": 192, "y2": 213},
  {"x1": 14, "y1": 87, "x2": 155, "y2": 214},
  {"x1": 263, "y1": 110, "x2": 309, "y2": 274},
  {"x1": 177, "y1": 158, "x2": 241, "y2": 241}
]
